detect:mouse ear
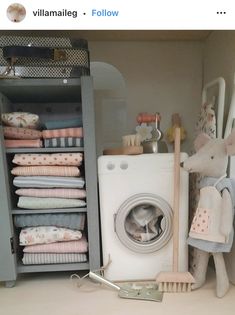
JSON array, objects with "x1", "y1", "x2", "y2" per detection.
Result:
[
  {"x1": 225, "y1": 129, "x2": 235, "y2": 155},
  {"x1": 194, "y1": 133, "x2": 211, "y2": 151}
]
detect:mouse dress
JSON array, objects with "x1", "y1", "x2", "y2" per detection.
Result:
[{"x1": 188, "y1": 175, "x2": 235, "y2": 253}]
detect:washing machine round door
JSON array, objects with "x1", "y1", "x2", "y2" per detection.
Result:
[{"x1": 115, "y1": 193, "x2": 173, "y2": 253}]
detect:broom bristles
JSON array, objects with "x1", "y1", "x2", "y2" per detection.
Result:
[{"x1": 156, "y1": 271, "x2": 195, "y2": 292}]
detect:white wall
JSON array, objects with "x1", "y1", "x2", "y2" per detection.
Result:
[
  {"x1": 204, "y1": 31, "x2": 235, "y2": 136},
  {"x1": 89, "y1": 41, "x2": 203, "y2": 152}
]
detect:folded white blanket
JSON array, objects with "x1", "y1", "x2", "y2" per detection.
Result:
[{"x1": 20, "y1": 226, "x2": 82, "y2": 246}]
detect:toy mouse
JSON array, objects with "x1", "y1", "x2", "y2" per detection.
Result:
[{"x1": 181, "y1": 129, "x2": 235, "y2": 297}]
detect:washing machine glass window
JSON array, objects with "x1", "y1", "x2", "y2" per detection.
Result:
[
  {"x1": 125, "y1": 204, "x2": 165, "y2": 243},
  {"x1": 115, "y1": 193, "x2": 173, "y2": 254}
]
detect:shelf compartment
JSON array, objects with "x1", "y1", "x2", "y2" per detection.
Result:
[
  {"x1": 5, "y1": 147, "x2": 84, "y2": 154},
  {"x1": 17, "y1": 261, "x2": 89, "y2": 273},
  {"x1": 0, "y1": 78, "x2": 82, "y2": 103},
  {"x1": 12, "y1": 208, "x2": 87, "y2": 214}
]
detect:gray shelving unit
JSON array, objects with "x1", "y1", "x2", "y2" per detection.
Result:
[{"x1": 0, "y1": 77, "x2": 101, "y2": 287}]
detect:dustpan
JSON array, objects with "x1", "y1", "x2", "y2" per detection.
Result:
[{"x1": 89, "y1": 271, "x2": 163, "y2": 302}]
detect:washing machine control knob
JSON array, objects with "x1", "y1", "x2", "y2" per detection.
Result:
[
  {"x1": 120, "y1": 161, "x2": 128, "y2": 170},
  {"x1": 107, "y1": 162, "x2": 115, "y2": 170}
]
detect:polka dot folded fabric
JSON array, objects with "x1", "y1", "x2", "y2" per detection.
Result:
[{"x1": 12, "y1": 153, "x2": 83, "y2": 166}]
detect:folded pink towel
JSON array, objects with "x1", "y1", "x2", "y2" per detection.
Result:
[
  {"x1": 23, "y1": 237, "x2": 88, "y2": 253},
  {"x1": 5, "y1": 139, "x2": 43, "y2": 148},
  {"x1": 11, "y1": 166, "x2": 80, "y2": 177},
  {"x1": 42, "y1": 127, "x2": 83, "y2": 139},
  {"x1": 15, "y1": 188, "x2": 86, "y2": 199},
  {"x1": 3, "y1": 127, "x2": 42, "y2": 140}
]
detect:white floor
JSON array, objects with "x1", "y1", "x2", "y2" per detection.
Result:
[{"x1": 0, "y1": 268, "x2": 235, "y2": 315}]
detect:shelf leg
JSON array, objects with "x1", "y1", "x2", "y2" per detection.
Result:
[{"x1": 5, "y1": 280, "x2": 16, "y2": 288}]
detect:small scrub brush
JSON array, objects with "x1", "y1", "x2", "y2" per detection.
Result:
[{"x1": 103, "y1": 134, "x2": 143, "y2": 155}]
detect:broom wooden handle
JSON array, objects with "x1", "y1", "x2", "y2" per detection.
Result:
[{"x1": 173, "y1": 127, "x2": 181, "y2": 272}]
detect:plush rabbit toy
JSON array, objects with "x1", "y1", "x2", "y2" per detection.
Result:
[{"x1": 181, "y1": 129, "x2": 235, "y2": 297}]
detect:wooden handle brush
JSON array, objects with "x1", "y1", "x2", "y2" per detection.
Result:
[
  {"x1": 156, "y1": 127, "x2": 195, "y2": 292},
  {"x1": 103, "y1": 134, "x2": 143, "y2": 155}
]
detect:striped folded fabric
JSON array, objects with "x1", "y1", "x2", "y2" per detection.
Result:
[
  {"x1": 44, "y1": 137, "x2": 83, "y2": 148},
  {"x1": 15, "y1": 188, "x2": 86, "y2": 199},
  {"x1": 22, "y1": 253, "x2": 87, "y2": 265},
  {"x1": 23, "y1": 237, "x2": 88, "y2": 253},
  {"x1": 42, "y1": 127, "x2": 83, "y2": 139},
  {"x1": 11, "y1": 166, "x2": 80, "y2": 177},
  {"x1": 13, "y1": 176, "x2": 85, "y2": 188},
  {"x1": 5, "y1": 139, "x2": 43, "y2": 148}
]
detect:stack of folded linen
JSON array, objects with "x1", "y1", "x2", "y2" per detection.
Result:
[
  {"x1": 42, "y1": 127, "x2": 83, "y2": 148},
  {"x1": 1, "y1": 112, "x2": 43, "y2": 148},
  {"x1": 15, "y1": 213, "x2": 88, "y2": 265},
  {"x1": 42, "y1": 117, "x2": 83, "y2": 148},
  {"x1": 12, "y1": 153, "x2": 86, "y2": 209},
  {"x1": 19, "y1": 225, "x2": 88, "y2": 265}
]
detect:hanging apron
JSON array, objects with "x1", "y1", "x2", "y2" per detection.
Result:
[
  {"x1": 188, "y1": 175, "x2": 235, "y2": 253},
  {"x1": 189, "y1": 179, "x2": 226, "y2": 244}
]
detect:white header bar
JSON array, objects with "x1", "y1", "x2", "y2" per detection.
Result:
[{"x1": 0, "y1": 0, "x2": 235, "y2": 30}]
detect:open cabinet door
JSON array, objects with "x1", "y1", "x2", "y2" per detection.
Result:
[
  {"x1": 0, "y1": 95, "x2": 17, "y2": 287},
  {"x1": 224, "y1": 74, "x2": 235, "y2": 284}
]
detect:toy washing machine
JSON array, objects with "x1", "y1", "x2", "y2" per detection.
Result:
[{"x1": 98, "y1": 153, "x2": 189, "y2": 281}]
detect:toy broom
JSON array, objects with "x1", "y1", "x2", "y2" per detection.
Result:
[
  {"x1": 156, "y1": 127, "x2": 195, "y2": 292},
  {"x1": 165, "y1": 113, "x2": 186, "y2": 144}
]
